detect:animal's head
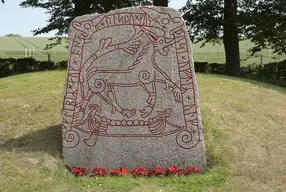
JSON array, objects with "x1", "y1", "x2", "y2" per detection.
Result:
[
  {"x1": 156, "y1": 34, "x2": 179, "y2": 56},
  {"x1": 156, "y1": 108, "x2": 171, "y2": 119},
  {"x1": 139, "y1": 7, "x2": 183, "y2": 32},
  {"x1": 139, "y1": 26, "x2": 183, "y2": 56},
  {"x1": 139, "y1": 7, "x2": 184, "y2": 56}
]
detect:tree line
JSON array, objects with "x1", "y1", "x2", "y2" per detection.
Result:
[
  {"x1": 1, "y1": 0, "x2": 285, "y2": 77},
  {"x1": 181, "y1": 0, "x2": 285, "y2": 76}
]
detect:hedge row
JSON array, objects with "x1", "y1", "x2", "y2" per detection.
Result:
[
  {"x1": 0, "y1": 58, "x2": 67, "y2": 78},
  {"x1": 0, "y1": 57, "x2": 285, "y2": 86},
  {"x1": 194, "y1": 60, "x2": 286, "y2": 83}
]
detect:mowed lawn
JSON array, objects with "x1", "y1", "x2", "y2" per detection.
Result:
[
  {"x1": 0, "y1": 71, "x2": 286, "y2": 192},
  {"x1": 0, "y1": 37, "x2": 68, "y2": 62},
  {"x1": 1, "y1": 36, "x2": 286, "y2": 65}
]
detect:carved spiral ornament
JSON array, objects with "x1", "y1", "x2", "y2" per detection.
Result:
[
  {"x1": 139, "y1": 70, "x2": 155, "y2": 84},
  {"x1": 176, "y1": 130, "x2": 196, "y2": 149},
  {"x1": 88, "y1": 77, "x2": 106, "y2": 93},
  {"x1": 63, "y1": 130, "x2": 80, "y2": 148}
]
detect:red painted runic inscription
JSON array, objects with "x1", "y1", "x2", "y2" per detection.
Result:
[{"x1": 63, "y1": 7, "x2": 202, "y2": 150}]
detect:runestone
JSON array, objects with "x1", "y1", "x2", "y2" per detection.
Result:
[{"x1": 63, "y1": 6, "x2": 206, "y2": 170}]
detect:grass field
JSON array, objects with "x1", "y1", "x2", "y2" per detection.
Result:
[
  {"x1": 0, "y1": 36, "x2": 285, "y2": 65},
  {"x1": 0, "y1": 71, "x2": 286, "y2": 191},
  {"x1": 0, "y1": 37, "x2": 68, "y2": 62}
]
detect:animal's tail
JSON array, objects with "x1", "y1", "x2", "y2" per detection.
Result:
[{"x1": 86, "y1": 66, "x2": 99, "y2": 80}]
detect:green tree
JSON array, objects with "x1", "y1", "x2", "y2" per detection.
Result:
[
  {"x1": 223, "y1": 0, "x2": 240, "y2": 77},
  {"x1": 20, "y1": 0, "x2": 152, "y2": 49},
  {"x1": 181, "y1": 0, "x2": 286, "y2": 77},
  {"x1": 181, "y1": 0, "x2": 240, "y2": 77},
  {"x1": 241, "y1": 0, "x2": 286, "y2": 55}
]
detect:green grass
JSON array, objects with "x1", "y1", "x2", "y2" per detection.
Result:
[
  {"x1": 0, "y1": 37, "x2": 68, "y2": 62},
  {"x1": 0, "y1": 71, "x2": 286, "y2": 191},
  {"x1": 1, "y1": 36, "x2": 285, "y2": 65},
  {"x1": 0, "y1": 37, "x2": 67, "y2": 51}
]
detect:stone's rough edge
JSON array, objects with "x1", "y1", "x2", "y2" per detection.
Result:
[
  {"x1": 186, "y1": 34, "x2": 207, "y2": 168},
  {"x1": 183, "y1": 23, "x2": 205, "y2": 141},
  {"x1": 180, "y1": 14, "x2": 206, "y2": 168},
  {"x1": 64, "y1": 6, "x2": 206, "y2": 170},
  {"x1": 69, "y1": 6, "x2": 181, "y2": 23}
]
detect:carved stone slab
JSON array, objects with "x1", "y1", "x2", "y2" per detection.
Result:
[{"x1": 63, "y1": 6, "x2": 206, "y2": 171}]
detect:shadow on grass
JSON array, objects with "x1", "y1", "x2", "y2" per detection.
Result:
[
  {"x1": 244, "y1": 77, "x2": 286, "y2": 93},
  {"x1": 0, "y1": 122, "x2": 228, "y2": 171},
  {"x1": 0, "y1": 124, "x2": 63, "y2": 158},
  {"x1": 202, "y1": 73, "x2": 286, "y2": 93}
]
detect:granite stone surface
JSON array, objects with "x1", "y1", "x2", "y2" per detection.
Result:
[{"x1": 63, "y1": 6, "x2": 206, "y2": 171}]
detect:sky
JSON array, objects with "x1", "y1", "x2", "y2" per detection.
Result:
[{"x1": 0, "y1": 0, "x2": 187, "y2": 37}]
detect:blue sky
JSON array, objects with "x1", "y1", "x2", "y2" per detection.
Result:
[{"x1": 0, "y1": 0, "x2": 187, "y2": 37}]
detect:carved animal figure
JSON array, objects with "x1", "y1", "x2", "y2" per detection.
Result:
[
  {"x1": 74, "y1": 7, "x2": 184, "y2": 124},
  {"x1": 81, "y1": 27, "x2": 182, "y2": 120}
]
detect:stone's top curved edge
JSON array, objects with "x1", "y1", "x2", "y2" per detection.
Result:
[{"x1": 70, "y1": 6, "x2": 182, "y2": 24}]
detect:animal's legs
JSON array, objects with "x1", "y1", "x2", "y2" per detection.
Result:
[
  {"x1": 107, "y1": 86, "x2": 136, "y2": 118},
  {"x1": 140, "y1": 81, "x2": 156, "y2": 118},
  {"x1": 94, "y1": 86, "x2": 136, "y2": 118}
]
